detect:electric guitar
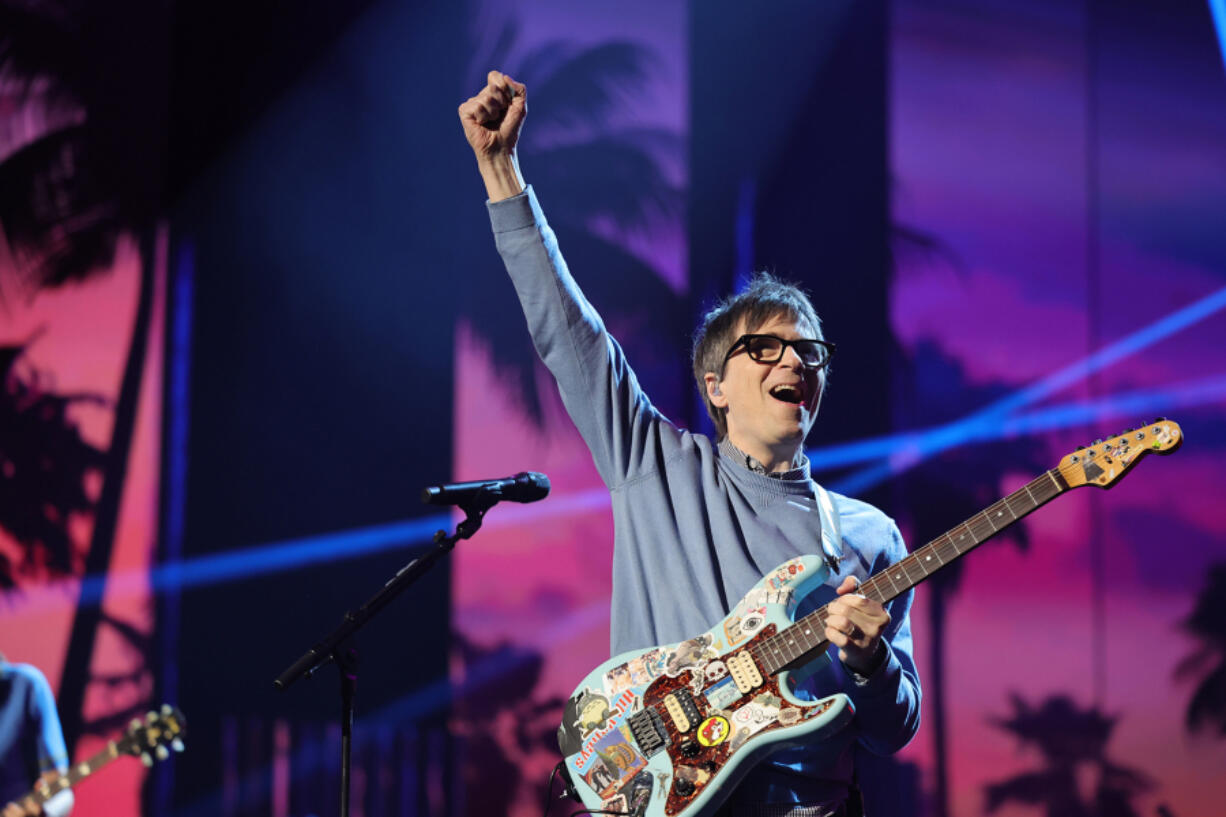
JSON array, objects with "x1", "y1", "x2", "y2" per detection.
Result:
[
  {"x1": 558, "y1": 420, "x2": 1182, "y2": 817},
  {"x1": 15, "y1": 704, "x2": 186, "y2": 810}
]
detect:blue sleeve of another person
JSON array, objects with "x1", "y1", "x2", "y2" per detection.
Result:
[{"x1": 28, "y1": 666, "x2": 70, "y2": 774}]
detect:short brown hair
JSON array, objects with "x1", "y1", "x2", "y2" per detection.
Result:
[{"x1": 691, "y1": 272, "x2": 824, "y2": 439}]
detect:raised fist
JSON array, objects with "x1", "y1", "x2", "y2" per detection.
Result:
[{"x1": 458, "y1": 70, "x2": 527, "y2": 161}]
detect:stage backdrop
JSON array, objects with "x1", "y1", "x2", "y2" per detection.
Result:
[
  {"x1": 453, "y1": 2, "x2": 1226, "y2": 817},
  {"x1": 4, "y1": 2, "x2": 1225, "y2": 817},
  {"x1": 887, "y1": 2, "x2": 1226, "y2": 816},
  {"x1": 1, "y1": 1, "x2": 170, "y2": 814}
]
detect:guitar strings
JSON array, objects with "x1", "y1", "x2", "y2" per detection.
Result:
[
  {"x1": 749, "y1": 433, "x2": 1153, "y2": 670},
  {"x1": 570, "y1": 431, "x2": 1167, "y2": 768}
]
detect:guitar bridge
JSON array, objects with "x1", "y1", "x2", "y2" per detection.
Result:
[{"x1": 627, "y1": 707, "x2": 669, "y2": 758}]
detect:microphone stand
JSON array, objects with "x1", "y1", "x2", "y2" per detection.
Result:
[{"x1": 273, "y1": 494, "x2": 496, "y2": 817}]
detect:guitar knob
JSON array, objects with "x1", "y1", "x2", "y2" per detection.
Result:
[{"x1": 674, "y1": 778, "x2": 696, "y2": 798}]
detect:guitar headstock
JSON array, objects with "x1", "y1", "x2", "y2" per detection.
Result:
[
  {"x1": 1058, "y1": 418, "x2": 1183, "y2": 489},
  {"x1": 122, "y1": 704, "x2": 187, "y2": 766}
]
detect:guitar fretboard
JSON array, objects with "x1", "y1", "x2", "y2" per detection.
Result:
[
  {"x1": 750, "y1": 467, "x2": 1071, "y2": 675},
  {"x1": 30, "y1": 739, "x2": 126, "y2": 805}
]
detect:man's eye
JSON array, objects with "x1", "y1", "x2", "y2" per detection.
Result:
[{"x1": 750, "y1": 339, "x2": 779, "y2": 354}]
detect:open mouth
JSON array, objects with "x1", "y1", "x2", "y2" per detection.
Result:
[{"x1": 769, "y1": 384, "x2": 805, "y2": 406}]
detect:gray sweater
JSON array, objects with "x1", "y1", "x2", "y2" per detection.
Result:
[{"x1": 490, "y1": 187, "x2": 920, "y2": 805}]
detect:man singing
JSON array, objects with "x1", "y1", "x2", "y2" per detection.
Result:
[{"x1": 458, "y1": 71, "x2": 920, "y2": 817}]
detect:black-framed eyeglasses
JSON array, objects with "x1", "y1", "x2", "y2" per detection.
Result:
[{"x1": 722, "y1": 334, "x2": 836, "y2": 371}]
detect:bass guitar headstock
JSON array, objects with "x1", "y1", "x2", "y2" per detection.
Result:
[{"x1": 1058, "y1": 418, "x2": 1182, "y2": 489}]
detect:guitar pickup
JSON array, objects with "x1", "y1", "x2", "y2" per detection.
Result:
[
  {"x1": 626, "y1": 708, "x2": 668, "y2": 758},
  {"x1": 726, "y1": 652, "x2": 763, "y2": 694},
  {"x1": 664, "y1": 689, "x2": 702, "y2": 733}
]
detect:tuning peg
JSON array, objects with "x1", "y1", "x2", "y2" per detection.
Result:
[
  {"x1": 1093, "y1": 439, "x2": 1103, "y2": 445},
  {"x1": 172, "y1": 738, "x2": 185, "y2": 753},
  {"x1": 141, "y1": 753, "x2": 153, "y2": 768},
  {"x1": 130, "y1": 717, "x2": 143, "y2": 730},
  {"x1": 156, "y1": 745, "x2": 170, "y2": 761},
  {"x1": 1153, "y1": 416, "x2": 1166, "y2": 422},
  {"x1": 161, "y1": 704, "x2": 172, "y2": 716}
]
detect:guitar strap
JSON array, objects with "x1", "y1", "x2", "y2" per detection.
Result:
[{"x1": 814, "y1": 483, "x2": 843, "y2": 574}]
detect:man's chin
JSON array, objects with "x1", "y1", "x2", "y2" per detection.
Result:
[{"x1": 769, "y1": 425, "x2": 808, "y2": 450}]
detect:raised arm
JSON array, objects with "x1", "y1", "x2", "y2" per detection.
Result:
[
  {"x1": 458, "y1": 70, "x2": 527, "y2": 202},
  {"x1": 457, "y1": 72, "x2": 679, "y2": 488}
]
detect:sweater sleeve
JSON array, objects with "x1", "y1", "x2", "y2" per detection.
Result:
[
  {"x1": 844, "y1": 521, "x2": 923, "y2": 755},
  {"x1": 28, "y1": 666, "x2": 69, "y2": 774},
  {"x1": 488, "y1": 186, "x2": 677, "y2": 487}
]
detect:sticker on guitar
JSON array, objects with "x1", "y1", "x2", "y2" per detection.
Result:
[{"x1": 558, "y1": 420, "x2": 1183, "y2": 817}]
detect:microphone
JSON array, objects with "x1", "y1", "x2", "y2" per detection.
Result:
[{"x1": 421, "y1": 471, "x2": 550, "y2": 507}]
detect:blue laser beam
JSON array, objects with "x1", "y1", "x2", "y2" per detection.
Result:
[
  {"x1": 15, "y1": 286, "x2": 1225, "y2": 609},
  {"x1": 1211, "y1": 0, "x2": 1226, "y2": 74},
  {"x1": 831, "y1": 372, "x2": 1226, "y2": 495},
  {"x1": 6, "y1": 488, "x2": 613, "y2": 615},
  {"x1": 810, "y1": 284, "x2": 1226, "y2": 473},
  {"x1": 967, "y1": 284, "x2": 1226, "y2": 420}
]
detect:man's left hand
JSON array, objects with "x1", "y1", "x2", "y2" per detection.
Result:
[{"x1": 824, "y1": 576, "x2": 891, "y2": 676}]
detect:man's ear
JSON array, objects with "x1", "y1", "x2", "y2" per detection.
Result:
[{"x1": 704, "y1": 373, "x2": 728, "y2": 407}]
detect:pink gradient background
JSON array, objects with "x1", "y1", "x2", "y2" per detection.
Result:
[
  {"x1": 1, "y1": 232, "x2": 164, "y2": 817},
  {"x1": 889, "y1": 3, "x2": 1226, "y2": 816}
]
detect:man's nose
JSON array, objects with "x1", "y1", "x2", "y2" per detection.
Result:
[{"x1": 779, "y1": 344, "x2": 807, "y2": 368}]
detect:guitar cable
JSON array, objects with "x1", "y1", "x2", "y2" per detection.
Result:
[
  {"x1": 540, "y1": 761, "x2": 565, "y2": 817},
  {"x1": 542, "y1": 760, "x2": 630, "y2": 817}
]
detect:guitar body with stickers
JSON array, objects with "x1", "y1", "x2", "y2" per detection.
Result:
[{"x1": 558, "y1": 420, "x2": 1183, "y2": 817}]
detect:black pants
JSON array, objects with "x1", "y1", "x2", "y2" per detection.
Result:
[{"x1": 711, "y1": 801, "x2": 848, "y2": 817}]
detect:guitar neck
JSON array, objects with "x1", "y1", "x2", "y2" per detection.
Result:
[
  {"x1": 29, "y1": 739, "x2": 125, "y2": 805},
  {"x1": 859, "y1": 467, "x2": 1070, "y2": 606},
  {"x1": 756, "y1": 467, "x2": 1073, "y2": 675}
]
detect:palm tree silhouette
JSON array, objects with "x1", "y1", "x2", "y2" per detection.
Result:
[
  {"x1": 985, "y1": 693, "x2": 1151, "y2": 817},
  {"x1": 0, "y1": 342, "x2": 107, "y2": 589},
  {"x1": 1, "y1": 0, "x2": 163, "y2": 751},
  {"x1": 1175, "y1": 561, "x2": 1226, "y2": 738},
  {"x1": 889, "y1": 339, "x2": 1051, "y2": 817},
  {"x1": 450, "y1": 634, "x2": 565, "y2": 817},
  {"x1": 459, "y1": 19, "x2": 687, "y2": 425}
]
